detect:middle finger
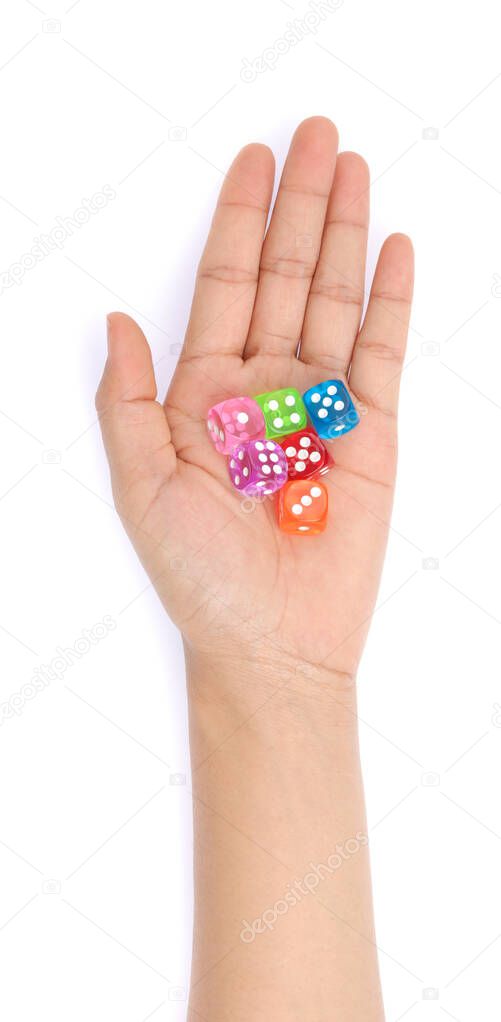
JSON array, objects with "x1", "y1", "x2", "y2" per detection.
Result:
[{"x1": 244, "y1": 117, "x2": 338, "y2": 361}]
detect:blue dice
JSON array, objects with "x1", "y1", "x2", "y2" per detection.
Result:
[{"x1": 303, "y1": 380, "x2": 359, "y2": 439}]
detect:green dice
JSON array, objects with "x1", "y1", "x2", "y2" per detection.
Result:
[{"x1": 254, "y1": 387, "x2": 307, "y2": 439}]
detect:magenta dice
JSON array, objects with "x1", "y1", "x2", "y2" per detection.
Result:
[
  {"x1": 207, "y1": 396, "x2": 265, "y2": 455},
  {"x1": 228, "y1": 439, "x2": 288, "y2": 497}
]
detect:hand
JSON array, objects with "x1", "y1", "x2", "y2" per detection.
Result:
[{"x1": 96, "y1": 117, "x2": 413, "y2": 683}]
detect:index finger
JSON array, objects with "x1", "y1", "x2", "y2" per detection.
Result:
[{"x1": 181, "y1": 143, "x2": 275, "y2": 361}]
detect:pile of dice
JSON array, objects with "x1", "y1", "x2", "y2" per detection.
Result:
[{"x1": 207, "y1": 380, "x2": 359, "y2": 535}]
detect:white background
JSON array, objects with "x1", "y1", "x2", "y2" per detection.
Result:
[{"x1": 1, "y1": 0, "x2": 501, "y2": 1019}]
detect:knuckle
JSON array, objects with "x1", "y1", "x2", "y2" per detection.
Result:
[
  {"x1": 198, "y1": 264, "x2": 258, "y2": 285},
  {"x1": 280, "y1": 183, "x2": 330, "y2": 201},
  {"x1": 260, "y1": 255, "x2": 317, "y2": 280},
  {"x1": 372, "y1": 290, "x2": 411, "y2": 307},
  {"x1": 310, "y1": 279, "x2": 364, "y2": 307},
  {"x1": 325, "y1": 217, "x2": 368, "y2": 234},
  {"x1": 356, "y1": 338, "x2": 403, "y2": 364},
  {"x1": 218, "y1": 199, "x2": 267, "y2": 214},
  {"x1": 301, "y1": 351, "x2": 348, "y2": 373}
]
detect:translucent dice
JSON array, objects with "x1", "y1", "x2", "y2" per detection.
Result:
[
  {"x1": 278, "y1": 480, "x2": 328, "y2": 534},
  {"x1": 207, "y1": 396, "x2": 265, "y2": 454},
  {"x1": 254, "y1": 388, "x2": 307, "y2": 439},
  {"x1": 228, "y1": 439, "x2": 288, "y2": 497},
  {"x1": 303, "y1": 380, "x2": 359, "y2": 438},
  {"x1": 208, "y1": 381, "x2": 344, "y2": 532},
  {"x1": 278, "y1": 430, "x2": 333, "y2": 480}
]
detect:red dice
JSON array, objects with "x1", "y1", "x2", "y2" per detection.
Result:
[
  {"x1": 278, "y1": 430, "x2": 333, "y2": 480},
  {"x1": 278, "y1": 480, "x2": 328, "y2": 535}
]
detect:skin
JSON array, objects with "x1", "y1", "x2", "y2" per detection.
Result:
[{"x1": 97, "y1": 117, "x2": 413, "y2": 1021}]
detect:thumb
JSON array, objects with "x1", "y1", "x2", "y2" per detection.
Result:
[{"x1": 96, "y1": 312, "x2": 175, "y2": 513}]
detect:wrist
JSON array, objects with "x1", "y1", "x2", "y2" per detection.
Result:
[{"x1": 184, "y1": 645, "x2": 360, "y2": 766}]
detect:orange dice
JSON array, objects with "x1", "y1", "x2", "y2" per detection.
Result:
[{"x1": 277, "y1": 480, "x2": 328, "y2": 534}]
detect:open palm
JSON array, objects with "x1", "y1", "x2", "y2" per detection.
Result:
[{"x1": 97, "y1": 118, "x2": 413, "y2": 681}]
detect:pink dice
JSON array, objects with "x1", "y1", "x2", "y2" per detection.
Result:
[
  {"x1": 207, "y1": 396, "x2": 265, "y2": 455},
  {"x1": 228, "y1": 439, "x2": 288, "y2": 497}
]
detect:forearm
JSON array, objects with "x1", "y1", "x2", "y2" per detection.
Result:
[{"x1": 186, "y1": 651, "x2": 384, "y2": 1022}]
